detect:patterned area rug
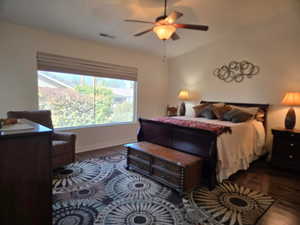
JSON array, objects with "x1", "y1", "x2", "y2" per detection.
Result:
[
  {"x1": 184, "y1": 182, "x2": 275, "y2": 225},
  {"x1": 52, "y1": 152, "x2": 274, "y2": 225}
]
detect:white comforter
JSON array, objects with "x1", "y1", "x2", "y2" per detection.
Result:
[{"x1": 173, "y1": 116, "x2": 266, "y2": 182}]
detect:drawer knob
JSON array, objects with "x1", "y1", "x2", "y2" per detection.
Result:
[
  {"x1": 291, "y1": 134, "x2": 295, "y2": 137},
  {"x1": 290, "y1": 143, "x2": 294, "y2": 147},
  {"x1": 289, "y1": 155, "x2": 294, "y2": 159}
]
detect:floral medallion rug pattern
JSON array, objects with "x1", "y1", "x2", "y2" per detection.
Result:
[{"x1": 52, "y1": 152, "x2": 274, "y2": 225}]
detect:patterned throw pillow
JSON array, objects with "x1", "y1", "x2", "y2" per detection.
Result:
[
  {"x1": 200, "y1": 105, "x2": 217, "y2": 119},
  {"x1": 212, "y1": 105, "x2": 232, "y2": 120},
  {"x1": 227, "y1": 105, "x2": 259, "y2": 116},
  {"x1": 193, "y1": 103, "x2": 209, "y2": 117},
  {"x1": 223, "y1": 109, "x2": 253, "y2": 123},
  {"x1": 166, "y1": 105, "x2": 178, "y2": 117}
]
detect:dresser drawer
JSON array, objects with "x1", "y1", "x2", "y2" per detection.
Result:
[
  {"x1": 152, "y1": 167, "x2": 181, "y2": 187},
  {"x1": 152, "y1": 157, "x2": 181, "y2": 174}
]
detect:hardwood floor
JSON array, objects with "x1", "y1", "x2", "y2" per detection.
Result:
[
  {"x1": 230, "y1": 160, "x2": 300, "y2": 225},
  {"x1": 77, "y1": 147, "x2": 300, "y2": 225},
  {"x1": 76, "y1": 145, "x2": 126, "y2": 161}
]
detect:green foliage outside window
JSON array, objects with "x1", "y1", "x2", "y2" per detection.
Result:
[{"x1": 39, "y1": 84, "x2": 134, "y2": 128}]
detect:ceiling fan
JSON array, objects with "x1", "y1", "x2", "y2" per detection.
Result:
[{"x1": 124, "y1": 0, "x2": 209, "y2": 41}]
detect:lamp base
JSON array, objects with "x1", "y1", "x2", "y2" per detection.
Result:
[
  {"x1": 179, "y1": 102, "x2": 186, "y2": 116},
  {"x1": 285, "y1": 107, "x2": 296, "y2": 129}
]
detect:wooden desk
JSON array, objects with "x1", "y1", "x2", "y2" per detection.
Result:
[{"x1": 0, "y1": 119, "x2": 53, "y2": 225}]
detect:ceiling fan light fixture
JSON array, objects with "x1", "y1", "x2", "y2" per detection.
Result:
[{"x1": 153, "y1": 24, "x2": 176, "y2": 40}]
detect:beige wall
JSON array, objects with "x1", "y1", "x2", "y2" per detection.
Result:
[
  {"x1": 167, "y1": 6, "x2": 300, "y2": 149},
  {"x1": 2, "y1": 2, "x2": 300, "y2": 153},
  {"x1": 0, "y1": 21, "x2": 168, "y2": 152}
]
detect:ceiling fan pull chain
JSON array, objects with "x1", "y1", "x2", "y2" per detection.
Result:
[{"x1": 162, "y1": 40, "x2": 167, "y2": 63}]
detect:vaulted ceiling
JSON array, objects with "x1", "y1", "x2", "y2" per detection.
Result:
[{"x1": 0, "y1": 0, "x2": 299, "y2": 57}]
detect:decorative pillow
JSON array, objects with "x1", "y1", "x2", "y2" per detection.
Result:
[
  {"x1": 193, "y1": 103, "x2": 209, "y2": 117},
  {"x1": 200, "y1": 105, "x2": 217, "y2": 119},
  {"x1": 212, "y1": 103, "x2": 225, "y2": 107},
  {"x1": 227, "y1": 105, "x2": 259, "y2": 116},
  {"x1": 223, "y1": 109, "x2": 239, "y2": 121},
  {"x1": 223, "y1": 109, "x2": 253, "y2": 123},
  {"x1": 231, "y1": 111, "x2": 253, "y2": 123},
  {"x1": 166, "y1": 105, "x2": 178, "y2": 117},
  {"x1": 212, "y1": 105, "x2": 232, "y2": 120},
  {"x1": 255, "y1": 110, "x2": 265, "y2": 122}
]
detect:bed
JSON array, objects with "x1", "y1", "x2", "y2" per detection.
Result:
[{"x1": 137, "y1": 101, "x2": 269, "y2": 189}]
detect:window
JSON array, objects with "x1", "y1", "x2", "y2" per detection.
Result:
[{"x1": 38, "y1": 70, "x2": 136, "y2": 128}]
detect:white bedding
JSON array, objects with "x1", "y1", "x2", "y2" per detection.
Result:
[{"x1": 173, "y1": 116, "x2": 266, "y2": 182}]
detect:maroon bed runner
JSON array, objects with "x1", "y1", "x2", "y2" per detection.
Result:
[{"x1": 152, "y1": 117, "x2": 231, "y2": 135}]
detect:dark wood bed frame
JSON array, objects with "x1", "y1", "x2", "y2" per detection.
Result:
[{"x1": 137, "y1": 101, "x2": 269, "y2": 189}]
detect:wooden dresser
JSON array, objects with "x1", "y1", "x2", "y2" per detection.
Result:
[
  {"x1": 0, "y1": 119, "x2": 53, "y2": 225},
  {"x1": 271, "y1": 128, "x2": 300, "y2": 172},
  {"x1": 125, "y1": 142, "x2": 203, "y2": 194}
]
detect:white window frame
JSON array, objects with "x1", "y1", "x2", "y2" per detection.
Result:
[{"x1": 37, "y1": 71, "x2": 138, "y2": 130}]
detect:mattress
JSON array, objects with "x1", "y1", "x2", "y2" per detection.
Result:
[{"x1": 173, "y1": 116, "x2": 266, "y2": 181}]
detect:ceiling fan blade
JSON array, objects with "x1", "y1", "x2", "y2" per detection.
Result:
[
  {"x1": 166, "y1": 11, "x2": 183, "y2": 23},
  {"x1": 124, "y1": 19, "x2": 153, "y2": 24},
  {"x1": 171, "y1": 32, "x2": 180, "y2": 40},
  {"x1": 134, "y1": 28, "x2": 153, "y2": 37},
  {"x1": 175, "y1": 24, "x2": 209, "y2": 31}
]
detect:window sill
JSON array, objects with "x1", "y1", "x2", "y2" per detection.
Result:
[{"x1": 54, "y1": 121, "x2": 138, "y2": 132}]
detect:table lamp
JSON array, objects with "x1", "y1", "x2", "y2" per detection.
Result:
[
  {"x1": 281, "y1": 92, "x2": 300, "y2": 129},
  {"x1": 178, "y1": 90, "x2": 190, "y2": 116}
]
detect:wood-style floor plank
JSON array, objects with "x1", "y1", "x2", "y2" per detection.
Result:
[{"x1": 230, "y1": 161, "x2": 300, "y2": 225}]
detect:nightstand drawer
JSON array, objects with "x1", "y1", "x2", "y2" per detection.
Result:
[
  {"x1": 273, "y1": 129, "x2": 300, "y2": 139},
  {"x1": 275, "y1": 139, "x2": 300, "y2": 151},
  {"x1": 272, "y1": 128, "x2": 300, "y2": 171},
  {"x1": 272, "y1": 153, "x2": 300, "y2": 171}
]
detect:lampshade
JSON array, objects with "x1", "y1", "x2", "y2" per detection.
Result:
[
  {"x1": 281, "y1": 92, "x2": 300, "y2": 106},
  {"x1": 178, "y1": 90, "x2": 190, "y2": 101},
  {"x1": 153, "y1": 25, "x2": 176, "y2": 40}
]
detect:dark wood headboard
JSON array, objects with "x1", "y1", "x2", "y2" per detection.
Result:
[{"x1": 200, "y1": 100, "x2": 270, "y2": 129}]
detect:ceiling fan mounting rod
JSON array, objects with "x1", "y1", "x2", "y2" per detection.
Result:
[{"x1": 164, "y1": 0, "x2": 167, "y2": 17}]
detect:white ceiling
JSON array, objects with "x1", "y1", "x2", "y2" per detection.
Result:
[{"x1": 0, "y1": 0, "x2": 298, "y2": 57}]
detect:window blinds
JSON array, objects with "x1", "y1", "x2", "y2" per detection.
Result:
[{"x1": 37, "y1": 52, "x2": 138, "y2": 81}]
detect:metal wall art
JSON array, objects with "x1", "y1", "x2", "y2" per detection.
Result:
[{"x1": 213, "y1": 60, "x2": 259, "y2": 83}]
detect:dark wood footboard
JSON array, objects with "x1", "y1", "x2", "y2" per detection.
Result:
[{"x1": 137, "y1": 118, "x2": 219, "y2": 189}]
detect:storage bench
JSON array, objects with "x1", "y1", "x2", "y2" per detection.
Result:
[{"x1": 124, "y1": 141, "x2": 203, "y2": 194}]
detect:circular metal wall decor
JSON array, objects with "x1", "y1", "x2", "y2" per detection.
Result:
[{"x1": 213, "y1": 60, "x2": 259, "y2": 83}]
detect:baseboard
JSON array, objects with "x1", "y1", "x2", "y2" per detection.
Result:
[{"x1": 76, "y1": 137, "x2": 137, "y2": 153}]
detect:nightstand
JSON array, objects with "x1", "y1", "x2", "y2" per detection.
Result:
[{"x1": 271, "y1": 128, "x2": 300, "y2": 171}]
